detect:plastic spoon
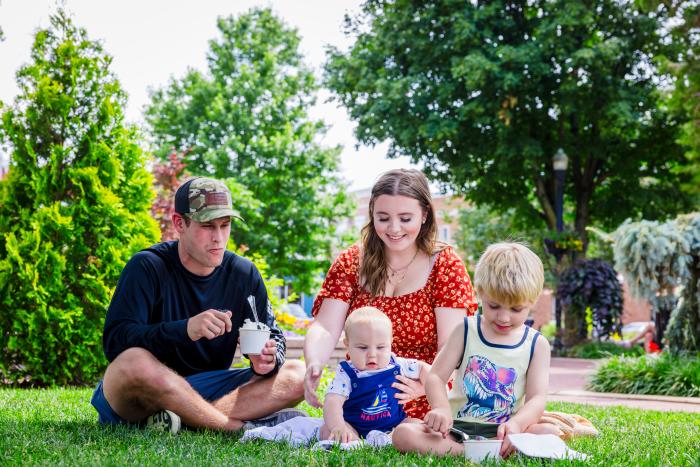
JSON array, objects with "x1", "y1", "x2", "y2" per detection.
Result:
[{"x1": 246, "y1": 295, "x2": 262, "y2": 329}]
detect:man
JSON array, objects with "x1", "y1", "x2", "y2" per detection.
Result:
[{"x1": 90, "y1": 177, "x2": 306, "y2": 433}]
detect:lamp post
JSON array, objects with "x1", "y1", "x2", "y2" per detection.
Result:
[{"x1": 552, "y1": 148, "x2": 568, "y2": 354}]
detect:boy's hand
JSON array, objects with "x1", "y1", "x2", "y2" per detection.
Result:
[
  {"x1": 497, "y1": 419, "x2": 522, "y2": 458},
  {"x1": 328, "y1": 424, "x2": 358, "y2": 444},
  {"x1": 423, "y1": 407, "x2": 453, "y2": 436},
  {"x1": 187, "y1": 309, "x2": 232, "y2": 341},
  {"x1": 248, "y1": 339, "x2": 277, "y2": 375}
]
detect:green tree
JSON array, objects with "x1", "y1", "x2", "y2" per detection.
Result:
[
  {"x1": 593, "y1": 213, "x2": 700, "y2": 354},
  {"x1": 455, "y1": 204, "x2": 547, "y2": 268},
  {"x1": 0, "y1": 10, "x2": 159, "y2": 386},
  {"x1": 145, "y1": 8, "x2": 353, "y2": 292},
  {"x1": 637, "y1": 1, "x2": 700, "y2": 199},
  {"x1": 326, "y1": 0, "x2": 693, "y2": 252}
]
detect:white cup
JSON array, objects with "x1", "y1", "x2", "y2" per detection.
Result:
[
  {"x1": 463, "y1": 440, "x2": 502, "y2": 463},
  {"x1": 239, "y1": 327, "x2": 270, "y2": 355}
]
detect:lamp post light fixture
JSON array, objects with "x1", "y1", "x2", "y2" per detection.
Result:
[
  {"x1": 553, "y1": 148, "x2": 568, "y2": 233},
  {"x1": 552, "y1": 147, "x2": 568, "y2": 354}
]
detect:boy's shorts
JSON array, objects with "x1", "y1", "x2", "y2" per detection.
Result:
[
  {"x1": 90, "y1": 367, "x2": 254, "y2": 425},
  {"x1": 449, "y1": 420, "x2": 500, "y2": 441}
]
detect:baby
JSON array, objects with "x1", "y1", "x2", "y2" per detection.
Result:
[{"x1": 320, "y1": 306, "x2": 429, "y2": 443}]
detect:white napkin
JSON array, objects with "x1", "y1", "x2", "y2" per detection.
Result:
[{"x1": 508, "y1": 433, "x2": 588, "y2": 460}]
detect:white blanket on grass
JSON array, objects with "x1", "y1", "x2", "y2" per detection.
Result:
[
  {"x1": 240, "y1": 417, "x2": 588, "y2": 460},
  {"x1": 240, "y1": 416, "x2": 392, "y2": 449}
]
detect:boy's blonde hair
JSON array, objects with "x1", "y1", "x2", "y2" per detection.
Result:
[
  {"x1": 344, "y1": 306, "x2": 392, "y2": 340},
  {"x1": 474, "y1": 242, "x2": 544, "y2": 306}
]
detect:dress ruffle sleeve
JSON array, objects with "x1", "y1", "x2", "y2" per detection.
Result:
[
  {"x1": 431, "y1": 247, "x2": 478, "y2": 315},
  {"x1": 311, "y1": 245, "x2": 360, "y2": 317}
]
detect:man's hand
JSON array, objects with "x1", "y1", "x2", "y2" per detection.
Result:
[
  {"x1": 248, "y1": 339, "x2": 277, "y2": 375},
  {"x1": 497, "y1": 419, "x2": 522, "y2": 458},
  {"x1": 304, "y1": 363, "x2": 323, "y2": 408},
  {"x1": 187, "y1": 309, "x2": 232, "y2": 341},
  {"x1": 423, "y1": 407, "x2": 453, "y2": 437}
]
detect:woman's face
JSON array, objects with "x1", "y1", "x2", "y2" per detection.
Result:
[{"x1": 372, "y1": 194, "x2": 426, "y2": 253}]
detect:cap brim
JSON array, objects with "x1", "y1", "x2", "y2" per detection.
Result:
[{"x1": 189, "y1": 208, "x2": 244, "y2": 223}]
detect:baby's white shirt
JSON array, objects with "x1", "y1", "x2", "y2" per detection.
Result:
[{"x1": 327, "y1": 354, "x2": 421, "y2": 398}]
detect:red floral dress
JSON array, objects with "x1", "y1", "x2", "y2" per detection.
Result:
[{"x1": 311, "y1": 245, "x2": 478, "y2": 419}]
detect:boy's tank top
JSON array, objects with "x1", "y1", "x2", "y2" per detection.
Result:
[{"x1": 448, "y1": 315, "x2": 540, "y2": 424}]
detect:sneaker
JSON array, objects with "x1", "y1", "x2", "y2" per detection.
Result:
[
  {"x1": 145, "y1": 409, "x2": 181, "y2": 434},
  {"x1": 242, "y1": 407, "x2": 308, "y2": 431}
]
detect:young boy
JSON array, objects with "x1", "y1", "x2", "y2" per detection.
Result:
[
  {"x1": 392, "y1": 242, "x2": 552, "y2": 458},
  {"x1": 320, "y1": 307, "x2": 429, "y2": 443}
]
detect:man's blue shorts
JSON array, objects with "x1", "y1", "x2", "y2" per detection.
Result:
[{"x1": 90, "y1": 367, "x2": 254, "y2": 425}]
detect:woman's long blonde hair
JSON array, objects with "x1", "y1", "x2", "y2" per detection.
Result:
[{"x1": 360, "y1": 169, "x2": 437, "y2": 296}]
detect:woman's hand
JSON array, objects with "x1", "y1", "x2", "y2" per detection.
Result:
[
  {"x1": 302, "y1": 299, "x2": 347, "y2": 408},
  {"x1": 392, "y1": 374, "x2": 425, "y2": 404},
  {"x1": 304, "y1": 363, "x2": 324, "y2": 408}
]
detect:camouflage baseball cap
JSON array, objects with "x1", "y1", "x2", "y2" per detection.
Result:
[{"x1": 174, "y1": 177, "x2": 243, "y2": 223}]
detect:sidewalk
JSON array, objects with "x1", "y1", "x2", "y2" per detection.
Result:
[{"x1": 548, "y1": 357, "x2": 700, "y2": 413}]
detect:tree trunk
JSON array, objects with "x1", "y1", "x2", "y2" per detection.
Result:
[
  {"x1": 654, "y1": 295, "x2": 676, "y2": 350},
  {"x1": 666, "y1": 256, "x2": 700, "y2": 354},
  {"x1": 563, "y1": 304, "x2": 588, "y2": 348}
]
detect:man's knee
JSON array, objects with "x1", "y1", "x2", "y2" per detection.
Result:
[
  {"x1": 279, "y1": 359, "x2": 305, "y2": 400},
  {"x1": 106, "y1": 347, "x2": 169, "y2": 390}
]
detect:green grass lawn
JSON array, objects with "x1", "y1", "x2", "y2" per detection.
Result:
[{"x1": 1, "y1": 389, "x2": 699, "y2": 466}]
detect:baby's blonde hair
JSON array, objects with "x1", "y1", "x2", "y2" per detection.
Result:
[
  {"x1": 344, "y1": 306, "x2": 392, "y2": 341},
  {"x1": 474, "y1": 242, "x2": 544, "y2": 306}
]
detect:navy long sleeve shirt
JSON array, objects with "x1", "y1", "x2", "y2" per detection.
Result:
[{"x1": 103, "y1": 241, "x2": 285, "y2": 376}]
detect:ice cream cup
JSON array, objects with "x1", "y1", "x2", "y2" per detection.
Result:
[
  {"x1": 239, "y1": 327, "x2": 270, "y2": 355},
  {"x1": 463, "y1": 440, "x2": 502, "y2": 463}
]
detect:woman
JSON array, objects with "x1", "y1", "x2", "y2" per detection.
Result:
[{"x1": 303, "y1": 169, "x2": 478, "y2": 419}]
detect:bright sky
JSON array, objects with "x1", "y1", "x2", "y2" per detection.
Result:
[{"x1": 0, "y1": 0, "x2": 419, "y2": 190}]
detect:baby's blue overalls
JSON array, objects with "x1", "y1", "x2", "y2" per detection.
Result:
[{"x1": 340, "y1": 357, "x2": 406, "y2": 437}]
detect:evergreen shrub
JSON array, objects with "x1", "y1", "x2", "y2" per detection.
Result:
[{"x1": 0, "y1": 11, "x2": 159, "y2": 386}]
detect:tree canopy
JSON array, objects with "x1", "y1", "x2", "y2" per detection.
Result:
[
  {"x1": 643, "y1": 0, "x2": 700, "y2": 199},
  {"x1": 326, "y1": 0, "x2": 694, "y2": 251},
  {"x1": 0, "y1": 10, "x2": 159, "y2": 385},
  {"x1": 600, "y1": 213, "x2": 700, "y2": 354},
  {"x1": 145, "y1": 8, "x2": 353, "y2": 292}
]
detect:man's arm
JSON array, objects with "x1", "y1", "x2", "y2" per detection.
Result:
[
  {"x1": 103, "y1": 252, "x2": 190, "y2": 361},
  {"x1": 266, "y1": 298, "x2": 287, "y2": 371},
  {"x1": 244, "y1": 266, "x2": 286, "y2": 376}
]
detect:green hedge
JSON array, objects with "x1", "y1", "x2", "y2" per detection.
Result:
[
  {"x1": 564, "y1": 341, "x2": 644, "y2": 359},
  {"x1": 589, "y1": 353, "x2": 700, "y2": 397}
]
